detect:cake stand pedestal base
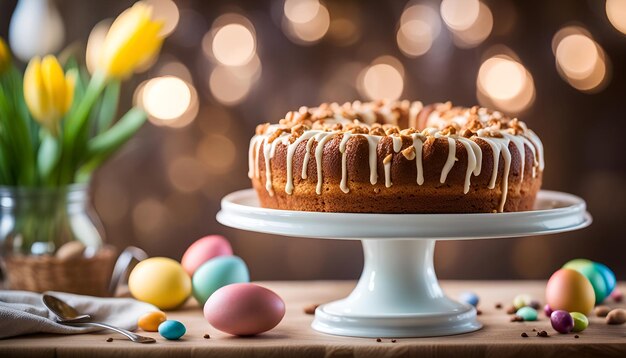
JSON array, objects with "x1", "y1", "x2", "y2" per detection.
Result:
[{"x1": 312, "y1": 239, "x2": 480, "y2": 337}]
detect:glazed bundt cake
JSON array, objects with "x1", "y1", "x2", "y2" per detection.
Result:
[{"x1": 248, "y1": 100, "x2": 544, "y2": 213}]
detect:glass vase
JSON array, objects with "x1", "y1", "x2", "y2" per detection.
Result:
[{"x1": 0, "y1": 184, "x2": 115, "y2": 295}]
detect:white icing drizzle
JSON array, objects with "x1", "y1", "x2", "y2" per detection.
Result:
[
  {"x1": 457, "y1": 138, "x2": 479, "y2": 194},
  {"x1": 248, "y1": 136, "x2": 260, "y2": 179},
  {"x1": 436, "y1": 135, "x2": 457, "y2": 184},
  {"x1": 366, "y1": 136, "x2": 382, "y2": 185},
  {"x1": 285, "y1": 131, "x2": 316, "y2": 195},
  {"x1": 411, "y1": 134, "x2": 425, "y2": 185},
  {"x1": 501, "y1": 132, "x2": 526, "y2": 182},
  {"x1": 384, "y1": 159, "x2": 392, "y2": 188},
  {"x1": 478, "y1": 135, "x2": 511, "y2": 212},
  {"x1": 314, "y1": 131, "x2": 337, "y2": 195},
  {"x1": 339, "y1": 133, "x2": 352, "y2": 193},
  {"x1": 524, "y1": 129, "x2": 545, "y2": 172},
  {"x1": 301, "y1": 136, "x2": 317, "y2": 179},
  {"x1": 392, "y1": 135, "x2": 403, "y2": 153}
]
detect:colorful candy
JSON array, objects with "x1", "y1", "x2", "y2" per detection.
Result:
[
  {"x1": 158, "y1": 320, "x2": 186, "y2": 340},
  {"x1": 459, "y1": 292, "x2": 479, "y2": 307},
  {"x1": 545, "y1": 268, "x2": 595, "y2": 314},
  {"x1": 594, "y1": 305, "x2": 611, "y2": 317},
  {"x1": 550, "y1": 310, "x2": 574, "y2": 334},
  {"x1": 516, "y1": 306, "x2": 538, "y2": 321},
  {"x1": 513, "y1": 294, "x2": 533, "y2": 309},
  {"x1": 570, "y1": 312, "x2": 588, "y2": 332},
  {"x1": 544, "y1": 304, "x2": 553, "y2": 317},
  {"x1": 138, "y1": 311, "x2": 167, "y2": 332}
]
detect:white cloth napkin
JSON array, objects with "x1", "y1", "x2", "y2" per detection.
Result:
[{"x1": 0, "y1": 290, "x2": 157, "y2": 339}]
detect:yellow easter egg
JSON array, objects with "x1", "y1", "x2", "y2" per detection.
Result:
[
  {"x1": 129, "y1": 257, "x2": 191, "y2": 310},
  {"x1": 546, "y1": 268, "x2": 595, "y2": 314},
  {"x1": 138, "y1": 311, "x2": 167, "y2": 332}
]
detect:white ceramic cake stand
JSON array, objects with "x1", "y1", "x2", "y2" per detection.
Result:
[{"x1": 216, "y1": 189, "x2": 591, "y2": 338}]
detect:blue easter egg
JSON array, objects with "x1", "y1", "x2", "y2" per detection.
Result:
[
  {"x1": 459, "y1": 291, "x2": 479, "y2": 307},
  {"x1": 158, "y1": 320, "x2": 186, "y2": 340},
  {"x1": 192, "y1": 255, "x2": 250, "y2": 305},
  {"x1": 593, "y1": 262, "x2": 616, "y2": 298}
]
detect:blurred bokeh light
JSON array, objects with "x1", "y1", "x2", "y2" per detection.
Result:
[
  {"x1": 440, "y1": 0, "x2": 479, "y2": 32},
  {"x1": 606, "y1": 0, "x2": 626, "y2": 35},
  {"x1": 358, "y1": 56, "x2": 404, "y2": 100},
  {"x1": 137, "y1": 76, "x2": 199, "y2": 128},
  {"x1": 282, "y1": 0, "x2": 330, "y2": 44},
  {"x1": 396, "y1": 3, "x2": 441, "y2": 57},
  {"x1": 477, "y1": 51, "x2": 535, "y2": 113}
]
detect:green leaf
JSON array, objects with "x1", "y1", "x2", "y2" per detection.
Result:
[
  {"x1": 97, "y1": 80, "x2": 120, "y2": 133},
  {"x1": 37, "y1": 132, "x2": 61, "y2": 184},
  {"x1": 77, "y1": 107, "x2": 146, "y2": 180}
]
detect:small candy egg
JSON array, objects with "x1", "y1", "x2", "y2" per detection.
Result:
[
  {"x1": 593, "y1": 262, "x2": 616, "y2": 298},
  {"x1": 204, "y1": 283, "x2": 285, "y2": 336},
  {"x1": 181, "y1": 235, "x2": 233, "y2": 276},
  {"x1": 570, "y1": 312, "x2": 588, "y2": 332},
  {"x1": 610, "y1": 289, "x2": 623, "y2": 302},
  {"x1": 606, "y1": 308, "x2": 626, "y2": 325},
  {"x1": 459, "y1": 291, "x2": 479, "y2": 307},
  {"x1": 192, "y1": 256, "x2": 249, "y2": 305},
  {"x1": 158, "y1": 320, "x2": 186, "y2": 340},
  {"x1": 545, "y1": 269, "x2": 595, "y2": 314},
  {"x1": 516, "y1": 306, "x2": 538, "y2": 321},
  {"x1": 551, "y1": 310, "x2": 574, "y2": 334},
  {"x1": 129, "y1": 257, "x2": 191, "y2": 310},
  {"x1": 544, "y1": 304, "x2": 553, "y2": 317},
  {"x1": 513, "y1": 294, "x2": 533, "y2": 309},
  {"x1": 138, "y1": 311, "x2": 167, "y2": 332}
]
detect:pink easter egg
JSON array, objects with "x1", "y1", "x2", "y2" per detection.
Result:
[
  {"x1": 203, "y1": 283, "x2": 285, "y2": 336},
  {"x1": 181, "y1": 235, "x2": 233, "y2": 276}
]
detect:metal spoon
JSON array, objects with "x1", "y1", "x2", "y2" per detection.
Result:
[{"x1": 42, "y1": 294, "x2": 156, "y2": 343}]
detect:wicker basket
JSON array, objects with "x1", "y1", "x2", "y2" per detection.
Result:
[{"x1": 3, "y1": 247, "x2": 117, "y2": 296}]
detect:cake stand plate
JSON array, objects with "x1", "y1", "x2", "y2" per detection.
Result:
[{"x1": 216, "y1": 189, "x2": 591, "y2": 338}]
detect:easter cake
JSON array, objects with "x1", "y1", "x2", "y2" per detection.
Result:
[{"x1": 248, "y1": 100, "x2": 544, "y2": 213}]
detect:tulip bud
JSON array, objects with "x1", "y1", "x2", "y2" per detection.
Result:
[
  {"x1": 23, "y1": 55, "x2": 75, "y2": 136},
  {"x1": 0, "y1": 37, "x2": 10, "y2": 75},
  {"x1": 98, "y1": 2, "x2": 164, "y2": 80}
]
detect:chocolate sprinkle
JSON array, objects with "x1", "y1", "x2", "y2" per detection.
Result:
[
  {"x1": 537, "y1": 330, "x2": 549, "y2": 337},
  {"x1": 203, "y1": 334, "x2": 211, "y2": 339},
  {"x1": 495, "y1": 303, "x2": 502, "y2": 309},
  {"x1": 391, "y1": 339, "x2": 397, "y2": 343},
  {"x1": 575, "y1": 335, "x2": 580, "y2": 338},
  {"x1": 521, "y1": 332, "x2": 528, "y2": 337},
  {"x1": 532, "y1": 328, "x2": 537, "y2": 332},
  {"x1": 376, "y1": 338, "x2": 382, "y2": 342},
  {"x1": 477, "y1": 309, "x2": 483, "y2": 315},
  {"x1": 510, "y1": 315, "x2": 524, "y2": 322},
  {"x1": 106, "y1": 338, "x2": 113, "y2": 342},
  {"x1": 304, "y1": 304, "x2": 320, "y2": 315},
  {"x1": 506, "y1": 306, "x2": 517, "y2": 315}
]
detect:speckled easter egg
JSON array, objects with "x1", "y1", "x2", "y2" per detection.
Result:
[
  {"x1": 181, "y1": 235, "x2": 233, "y2": 276},
  {"x1": 203, "y1": 283, "x2": 285, "y2": 336},
  {"x1": 192, "y1": 256, "x2": 249, "y2": 305},
  {"x1": 546, "y1": 268, "x2": 595, "y2": 314},
  {"x1": 129, "y1": 257, "x2": 191, "y2": 310}
]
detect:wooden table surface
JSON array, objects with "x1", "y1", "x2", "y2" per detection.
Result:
[{"x1": 1, "y1": 280, "x2": 626, "y2": 358}]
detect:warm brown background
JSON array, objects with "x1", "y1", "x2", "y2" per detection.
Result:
[{"x1": 1, "y1": 0, "x2": 625, "y2": 281}]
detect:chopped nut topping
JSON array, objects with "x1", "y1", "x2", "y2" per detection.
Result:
[
  {"x1": 383, "y1": 154, "x2": 393, "y2": 164},
  {"x1": 440, "y1": 125, "x2": 457, "y2": 136},
  {"x1": 400, "y1": 128, "x2": 417, "y2": 136},
  {"x1": 402, "y1": 146, "x2": 416, "y2": 160},
  {"x1": 369, "y1": 127, "x2": 386, "y2": 136},
  {"x1": 461, "y1": 129, "x2": 475, "y2": 138},
  {"x1": 385, "y1": 127, "x2": 400, "y2": 136},
  {"x1": 255, "y1": 123, "x2": 270, "y2": 135},
  {"x1": 267, "y1": 128, "x2": 284, "y2": 143}
]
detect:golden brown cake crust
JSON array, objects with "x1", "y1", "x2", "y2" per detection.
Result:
[{"x1": 249, "y1": 100, "x2": 544, "y2": 213}]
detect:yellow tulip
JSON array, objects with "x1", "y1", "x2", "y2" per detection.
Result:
[
  {"x1": 99, "y1": 2, "x2": 164, "y2": 80},
  {"x1": 23, "y1": 55, "x2": 75, "y2": 136},
  {"x1": 0, "y1": 37, "x2": 10, "y2": 74}
]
